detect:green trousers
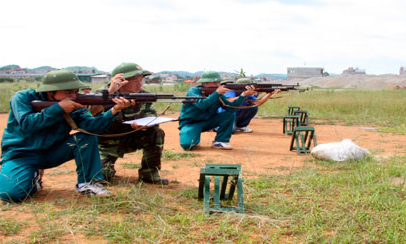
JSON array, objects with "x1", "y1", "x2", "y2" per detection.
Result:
[
  {"x1": 179, "y1": 111, "x2": 235, "y2": 150},
  {"x1": 0, "y1": 133, "x2": 104, "y2": 203}
]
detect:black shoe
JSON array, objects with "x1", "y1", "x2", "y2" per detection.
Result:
[{"x1": 140, "y1": 177, "x2": 169, "y2": 185}]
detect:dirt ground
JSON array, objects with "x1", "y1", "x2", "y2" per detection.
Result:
[{"x1": 0, "y1": 112, "x2": 405, "y2": 203}]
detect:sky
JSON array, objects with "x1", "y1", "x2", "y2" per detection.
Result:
[{"x1": 1, "y1": 0, "x2": 406, "y2": 75}]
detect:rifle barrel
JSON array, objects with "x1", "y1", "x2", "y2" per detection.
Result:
[
  {"x1": 31, "y1": 93, "x2": 205, "y2": 112},
  {"x1": 224, "y1": 83, "x2": 284, "y2": 89},
  {"x1": 200, "y1": 83, "x2": 300, "y2": 96}
]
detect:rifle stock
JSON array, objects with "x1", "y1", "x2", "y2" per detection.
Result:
[
  {"x1": 199, "y1": 83, "x2": 301, "y2": 96},
  {"x1": 31, "y1": 92, "x2": 204, "y2": 112}
]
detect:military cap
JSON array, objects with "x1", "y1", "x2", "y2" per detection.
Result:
[
  {"x1": 236, "y1": 77, "x2": 254, "y2": 84},
  {"x1": 197, "y1": 71, "x2": 223, "y2": 83},
  {"x1": 220, "y1": 79, "x2": 234, "y2": 85},
  {"x1": 36, "y1": 70, "x2": 87, "y2": 92},
  {"x1": 112, "y1": 62, "x2": 151, "y2": 79}
]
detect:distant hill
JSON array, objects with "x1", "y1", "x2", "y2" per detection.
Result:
[
  {"x1": 32, "y1": 66, "x2": 55, "y2": 73},
  {"x1": 156, "y1": 71, "x2": 204, "y2": 78},
  {"x1": 219, "y1": 71, "x2": 239, "y2": 76},
  {"x1": 0, "y1": 64, "x2": 285, "y2": 78},
  {"x1": 64, "y1": 66, "x2": 103, "y2": 74},
  {"x1": 291, "y1": 74, "x2": 406, "y2": 89},
  {"x1": 156, "y1": 70, "x2": 286, "y2": 79},
  {"x1": 0, "y1": 65, "x2": 105, "y2": 74},
  {"x1": 0, "y1": 64, "x2": 21, "y2": 71}
]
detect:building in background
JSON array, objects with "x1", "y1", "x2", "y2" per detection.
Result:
[
  {"x1": 145, "y1": 73, "x2": 177, "y2": 83},
  {"x1": 76, "y1": 73, "x2": 111, "y2": 84},
  {"x1": 342, "y1": 67, "x2": 366, "y2": 75},
  {"x1": 77, "y1": 73, "x2": 98, "y2": 83},
  {"x1": 287, "y1": 67, "x2": 324, "y2": 80},
  {"x1": 0, "y1": 66, "x2": 45, "y2": 80},
  {"x1": 91, "y1": 74, "x2": 110, "y2": 84},
  {"x1": 0, "y1": 71, "x2": 42, "y2": 79},
  {"x1": 160, "y1": 73, "x2": 178, "y2": 83}
]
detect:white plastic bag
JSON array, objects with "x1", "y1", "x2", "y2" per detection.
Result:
[{"x1": 310, "y1": 139, "x2": 370, "y2": 162}]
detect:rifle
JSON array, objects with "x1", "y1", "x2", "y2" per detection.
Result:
[
  {"x1": 199, "y1": 83, "x2": 301, "y2": 96},
  {"x1": 31, "y1": 91, "x2": 205, "y2": 112}
]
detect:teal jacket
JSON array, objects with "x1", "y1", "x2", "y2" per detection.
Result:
[
  {"x1": 178, "y1": 85, "x2": 245, "y2": 128},
  {"x1": 1, "y1": 89, "x2": 116, "y2": 162}
]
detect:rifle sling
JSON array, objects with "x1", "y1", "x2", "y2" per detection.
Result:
[
  {"x1": 218, "y1": 93, "x2": 288, "y2": 109},
  {"x1": 218, "y1": 98, "x2": 259, "y2": 109},
  {"x1": 62, "y1": 104, "x2": 172, "y2": 137},
  {"x1": 63, "y1": 114, "x2": 141, "y2": 137}
]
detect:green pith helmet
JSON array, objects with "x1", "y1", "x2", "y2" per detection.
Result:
[
  {"x1": 220, "y1": 79, "x2": 234, "y2": 85},
  {"x1": 112, "y1": 62, "x2": 152, "y2": 79},
  {"x1": 81, "y1": 84, "x2": 91, "y2": 89},
  {"x1": 36, "y1": 70, "x2": 87, "y2": 92},
  {"x1": 236, "y1": 77, "x2": 253, "y2": 84},
  {"x1": 197, "y1": 71, "x2": 223, "y2": 83}
]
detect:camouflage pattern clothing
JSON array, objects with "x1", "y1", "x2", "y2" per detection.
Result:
[{"x1": 96, "y1": 88, "x2": 165, "y2": 181}]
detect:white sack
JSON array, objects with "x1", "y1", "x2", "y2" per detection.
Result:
[{"x1": 310, "y1": 139, "x2": 370, "y2": 162}]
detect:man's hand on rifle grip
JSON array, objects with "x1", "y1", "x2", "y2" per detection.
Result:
[
  {"x1": 241, "y1": 85, "x2": 256, "y2": 97},
  {"x1": 215, "y1": 85, "x2": 230, "y2": 95},
  {"x1": 110, "y1": 97, "x2": 135, "y2": 115}
]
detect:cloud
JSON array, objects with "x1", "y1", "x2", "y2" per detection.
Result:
[
  {"x1": 234, "y1": 0, "x2": 323, "y2": 5},
  {"x1": 1, "y1": 0, "x2": 406, "y2": 74}
]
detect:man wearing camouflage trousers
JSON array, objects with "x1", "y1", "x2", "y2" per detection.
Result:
[{"x1": 94, "y1": 62, "x2": 168, "y2": 185}]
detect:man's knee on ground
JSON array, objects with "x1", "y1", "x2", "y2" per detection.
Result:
[
  {"x1": 180, "y1": 143, "x2": 196, "y2": 151},
  {"x1": 0, "y1": 189, "x2": 32, "y2": 203},
  {"x1": 0, "y1": 167, "x2": 36, "y2": 203}
]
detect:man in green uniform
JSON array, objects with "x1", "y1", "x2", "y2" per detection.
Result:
[
  {"x1": 178, "y1": 71, "x2": 256, "y2": 150},
  {"x1": 232, "y1": 78, "x2": 281, "y2": 133},
  {"x1": 94, "y1": 62, "x2": 168, "y2": 185},
  {"x1": 0, "y1": 70, "x2": 133, "y2": 203}
]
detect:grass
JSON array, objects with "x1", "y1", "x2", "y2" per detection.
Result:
[
  {"x1": 2, "y1": 155, "x2": 406, "y2": 243},
  {"x1": 258, "y1": 89, "x2": 406, "y2": 134},
  {"x1": 121, "y1": 150, "x2": 200, "y2": 169},
  {"x1": 0, "y1": 81, "x2": 39, "y2": 112},
  {"x1": 46, "y1": 169, "x2": 75, "y2": 176},
  {"x1": 2, "y1": 82, "x2": 406, "y2": 242},
  {"x1": 1, "y1": 82, "x2": 406, "y2": 134},
  {"x1": 250, "y1": 155, "x2": 406, "y2": 243},
  {"x1": 0, "y1": 218, "x2": 26, "y2": 236},
  {"x1": 162, "y1": 149, "x2": 200, "y2": 161},
  {"x1": 122, "y1": 163, "x2": 141, "y2": 169}
]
